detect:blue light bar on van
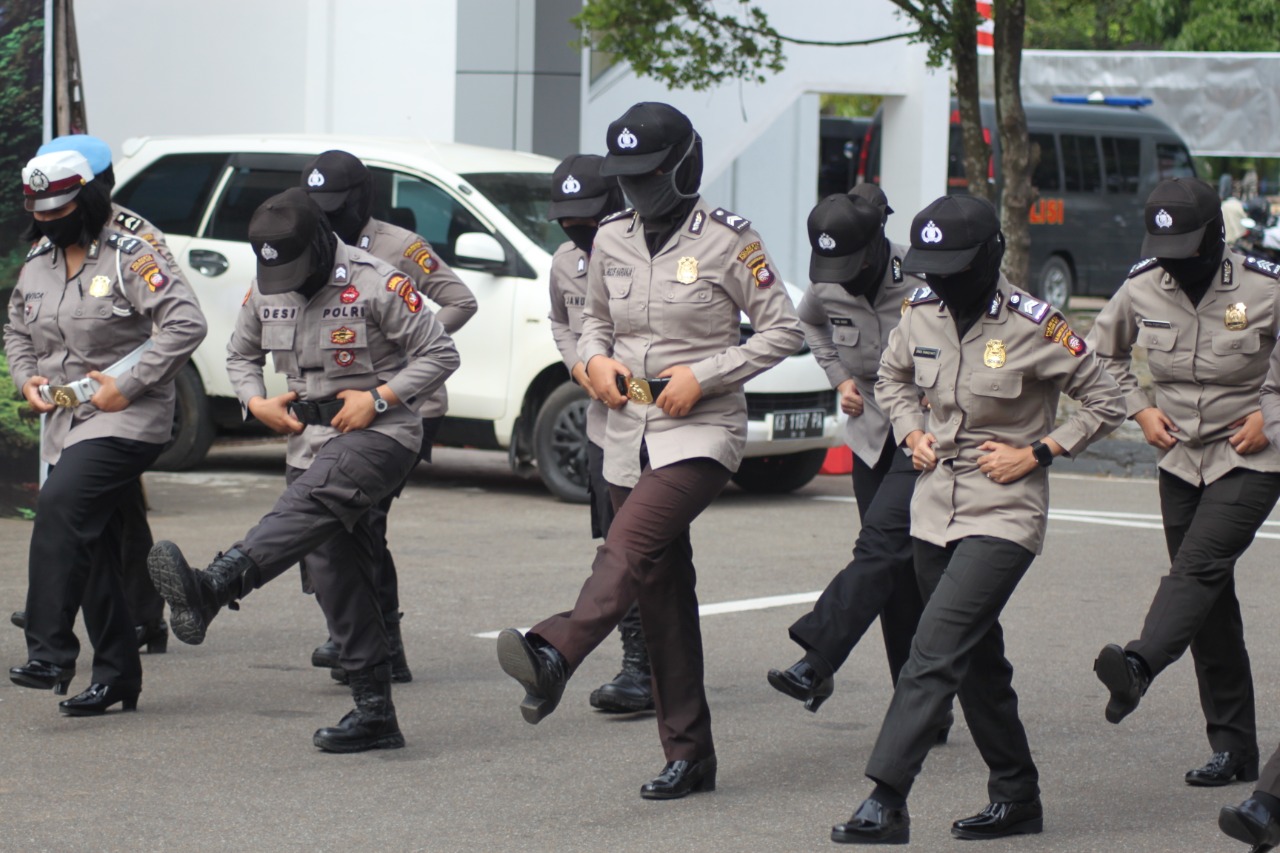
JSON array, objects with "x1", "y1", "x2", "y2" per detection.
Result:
[{"x1": 1051, "y1": 95, "x2": 1153, "y2": 108}]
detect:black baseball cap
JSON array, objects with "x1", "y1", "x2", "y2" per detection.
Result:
[
  {"x1": 901, "y1": 195, "x2": 1000, "y2": 275},
  {"x1": 1140, "y1": 177, "x2": 1220, "y2": 259},
  {"x1": 600, "y1": 102, "x2": 695, "y2": 177},
  {"x1": 547, "y1": 154, "x2": 620, "y2": 220},
  {"x1": 848, "y1": 182, "x2": 894, "y2": 222},
  {"x1": 250, "y1": 187, "x2": 323, "y2": 295},
  {"x1": 807, "y1": 193, "x2": 885, "y2": 283},
  {"x1": 301, "y1": 150, "x2": 369, "y2": 212}
]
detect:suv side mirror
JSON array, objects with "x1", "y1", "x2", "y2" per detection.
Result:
[{"x1": 454, "y1": 232, "x2": 507, "y2": 270}]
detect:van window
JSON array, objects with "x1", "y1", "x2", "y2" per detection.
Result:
[
  {"x1": 114, "y1": 153, "x2": 226, "y2": 236},
  {"x1": 1102, "y1": 137, "x2": 1141, "y2": 194},
  {"x1": 1062, "y1": 135, "x2": 1103, "y2": 193},
  {"x1": 206, "y1": 168, "x2": 298, "y2": 242},
  {"x1": 372, "y1": 169, "x2": 489, "y2": 266},
  {"x1": 1030, "y1": 133, "x2": 1060, "y2": 191},
  {"x1": 1157, "y1": 143, "x2": 1196, "y2": 180}
]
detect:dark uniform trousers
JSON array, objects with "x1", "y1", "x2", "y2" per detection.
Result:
[
  {"x1": 25, "y1": 437, "x2": 163, "y2": 687},
  {"x1": 866, "y1": 536, "x2": 1039, "y2": 802},
  {"x1": 237, "y1": 430, "x2": 418, "y2": 671},
  {"x1": 586, "y1": 439, "x2": 640, "y2": 636},
  {"x1": 530, "y1": 456, "x2": 731, "y2": 762},
  {"x1": 117, "y1": 479, "x2": 164, "y2": 627},
  {"x1": 1127, "y1": 468, "x2": 1280, "y2": 754},
  {"x1": 789, "y1": 437, "x2": 922, "y2": 680},
  {"x1": 1259, "y1": 747, "x2": 1280, "y2": 797}
]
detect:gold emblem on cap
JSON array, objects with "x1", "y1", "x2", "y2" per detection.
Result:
[
  {"x1": 89, "y1": 276, "x2": 112, "y2": 298},
  {"x1": 1225, "y1": 302, "x2": 1248, "y2": 331},
  {"x1": 983, "y1": 339, "x2": 1007, "y2": 369},
  {"x1": 676, "y1": 257, "x2": 699, "y2": 284}
]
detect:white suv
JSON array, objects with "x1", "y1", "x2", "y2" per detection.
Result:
[{"x1": 112, "y1": 135, "x2": 840, "y2": 500}]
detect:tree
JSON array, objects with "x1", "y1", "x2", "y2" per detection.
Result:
[
  {"x1": 575, "y1": 0, "x2": 1037, "y2": 289},
  {"x1": 1026, "y1": 0, "x2": 1280, "y2": 51}
]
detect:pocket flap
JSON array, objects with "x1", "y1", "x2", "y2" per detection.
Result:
[
  {"x1": 261, "y1": 322, "x2": 296, "y2": 350},
  {"x1": 832, "y1": 325, "x2": 860, "y2": 347},
  {"x1": 914, "y1": 359, "x2": 940, "y2": 388},
  {"x1": 1140, "y1": 326, "x2": 1176, "y2": 352},
  {"x1": 969, "y1": 370, "x2": 1024, "y2": 399},
  {"x1": 605, "y1": 276, "x2": 631, "y2": 299},
  {"x1": 1211, "y1": 330, "x2": 1262, "y2": 356}
]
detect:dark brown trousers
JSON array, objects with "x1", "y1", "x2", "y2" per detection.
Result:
[{"x1": 531, "y1": 456, "x2": 731, "y2": 762}]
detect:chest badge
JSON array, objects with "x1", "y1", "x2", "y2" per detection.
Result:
[
  {"x1": 676, "y1": 256, "x2": 699, "y2": 284},
  {"x1": 331, "y1": 326, "x2": 357, "y2": 346},
  {"x1": 1225, "y1": 302, "x2": 1248, "y2": 331},
  {"x1": 983, "y1": 339, "x2": 1007, "y2": 369},
  {"x1": 340, "y1": 285, "x2": 359, "y2": 304},
  {"x1": 89, "y1": 276, "x2": 112, "y2": 298}
]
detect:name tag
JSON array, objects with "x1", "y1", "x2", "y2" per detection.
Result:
[
  {"x1": 605, "y1": 266, "x2": 633, "y2": 277},
  {"x1": 564, "y1": 294, "x2": 585, "y2": 307},
  {"x1": 830, "y1": 317, "x2": 853, "y2": 327},
  {"x1": 1141, "y1": 319, "x2": 1172, "y2": 328},
  {"x1": 261, "y1": 306, "x2": 299, "y2": 321},
  {"x1": 321, "y1": 305, "x2": 366, "y2": 319},
  {"x1": 913, "y1": 346, "x2": 940, "y2": 358}
]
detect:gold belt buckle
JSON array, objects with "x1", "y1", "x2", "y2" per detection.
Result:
[
  {"x1": 624, "y1": 378, "x2": 654, "y2": 405},
  {"x1": 48, "y1": 385, "x2": 78, "y2": 409}
]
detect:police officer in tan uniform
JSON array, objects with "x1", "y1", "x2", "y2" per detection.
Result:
[
  {"x1": 831, "y1": 195, "x2": 1124, "y2": 844},
  {"x1": 496, "y1": 102, "x2": 804, "y2": 799},
  {"x1": 301, "y1": 149, "x2": 477, "y2": 685},
  {"x1": 546, "y1": 152, "x2": 654, "y2": 713},
  {"x1": 5, "y1": 150, "x2": 207, "y2": 715},
  {"x1": 768, "y1": 187, "x2": 947, "y2": 730},
  {"x1": 147, "y1": 188, "x2": 458, "y2": 752},
  {"x1": 1090, "y1": 177, "x2": 1280, "y2": 788}
]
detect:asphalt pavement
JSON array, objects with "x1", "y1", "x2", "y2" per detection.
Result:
[{"x1": 0, "y1": 438, "x2": 1276, "y2": 853}]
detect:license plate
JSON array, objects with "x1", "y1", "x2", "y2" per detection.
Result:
[{"x1": 769, "y1": 409, "x2": 826, "y2": 440}]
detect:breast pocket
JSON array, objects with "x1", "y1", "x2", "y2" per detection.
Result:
[
  {"x1": 965, "y1": 369, "x2": 1025, "y2": 429},
  {"x1": 604, "y1": 275, "x2": 633, "y2": 334},
  {"x1": 261, "y1": 321, "x2": 299, "y2": 376},
  {"x1": 69, "y1": 299, "x2": 127, "y2": 361},
  {"x1": 659, "y1": 283, "x2": 714, "y2": 338},
  {"x1": 1207, "y1": 329, "x2": 1267, "y2": 383},
  {"x1": 567, "y1": 302, "x2": 585, "y2": 334},
  {"x1": 913, "y1": 358, "x2": 940, "y2": 389},
  {"x1": 319, "y1": 320, "x2": 375, "y2": 379},
  {"x1": 832, "y1": 324, "x2": 864, "y2": 375},
  {"x1": 1139, "y1": 326, "x2": 1178, "y2": 379}
]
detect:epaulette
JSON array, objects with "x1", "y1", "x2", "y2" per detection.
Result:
[
  {"x1": 906, "y1": 285, "x2": 939, "y2": 305},
  {"x1": 113, "y1": 211, "x2": 145, "y2": 233},
  {"x1": 600, "y1": 208, "x2": 635, "y2": 226},
  {"x1": 26, "y1": 239, "x2": 53, "y2": 261},
  {"x1": 1128, "y1": 257, "x2": 1158, "y2": 279},
  {"x1": 710, "y1": 207, "x2": 751, "y2": 233},
  {"x1": 1006, "y1": 291, "x2": 1051, "y2": 325},
  {"x1": 1244, "y1": 255, "x2": 1280, "y2": 279},
  {"x1": 106, "y1": 233, "x2": 144, "y2": 255}
]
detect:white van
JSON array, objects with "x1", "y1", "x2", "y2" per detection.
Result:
[{"x1": 112, "y1": 135, "x2": 840, "y2": 500}]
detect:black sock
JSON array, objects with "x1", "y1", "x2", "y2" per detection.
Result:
[
  {"x1": 802, "y1": 649, "x2": 834, "y2": 679},
  {"x1": 870, "y1": 782, "x2": 907, "y2": 809},
  {"x1": 1125, "y1": 651, "x2": 1153, "y2": 681},
  {"x1": 1253, "y1": 791, "x2": 1280, "y2": 815}
]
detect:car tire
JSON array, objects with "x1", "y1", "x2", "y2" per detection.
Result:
[
  {"x1": 533, "y1": 382, "x2": 592, "y2": 504},
  {"x1": 1037, "y1": 255, "x2": 1073, "y2": 309},
  {"x1": 731, "y1": 448, "x2": 828, "y2": 495},
  {"x1": 153, "y1": 364, "x2": 215, "y2": 471}
]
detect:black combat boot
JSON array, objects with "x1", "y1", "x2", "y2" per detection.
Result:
[
  {"x1": 147, "y1": 542, "x2": 256, "y2": 645},
  {"x1": 313, "y1": 663, "x2": 405, "y2": 753},
  {"x1": 589, "y1": 625, "x2": 654, "y2": 713}
]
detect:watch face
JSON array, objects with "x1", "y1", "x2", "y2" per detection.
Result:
[{"x1": 375, "y1": 399, "x2": 389, "y2": 412}]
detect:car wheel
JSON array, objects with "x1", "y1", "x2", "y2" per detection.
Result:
[
  {"x1": 152, "y1": 364, "x2": 215, "y2": 471},
  {"x1": 730, "y1": 448, "x2": 828, "y2": 495},
  {"x1": 1037, "y1": 255, "x2": 1073, "y2": 309},
  {"x1": 533, "y1": 382, "x2": 591, "y2": 504}
]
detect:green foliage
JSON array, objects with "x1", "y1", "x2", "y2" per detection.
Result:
[
  {"x1": 1028, "y1": 0, "x2": 1280, "y2": 49},
  {"x1": 0, "y1": 1, "x2": 44, "y2": 266},
  {"x1": 820, "y1": 94, "x2": 884, "y2": 118},
  {"x1": 0, "y1": 350, "x2": 40, "y2": 456}
]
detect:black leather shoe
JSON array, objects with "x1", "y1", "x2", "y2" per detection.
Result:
[
  {"x1": 639, "y1": 756, "x2": 717, "y2": 800},
  {"x1": 312, "y1": 637, "x2": 340, "y2": 670},
  {"x1": 496, "y1": 629, "x2": 568, "y2": 724},
  {"x1": 136, "y1": 620, "x2": 168, "y2": 654},
  {"x1": 1220, "y1": 796, "x2": 1280, "y2": 851},
  {"x1": 1094, "y1": 643, "x2": 1149, "y2": 723},
  {"x1": 10, "y1": 610, "x2": 26, "y2": 629},
  {"x1": 10, "y1": 660, "x2": 75, "y2": 695},
  {"x1": 58, "y1": 683, "x2": 140, "y2": 716},
  {"x1": 1186, "y1": 751, "x2": 1260, "y2": 787},
  {"x1": 767, "y1": 660, "x2": 834, "y2": 712},
  {"x1": 951, "y1": 798, "x2": 1043, "y2": 839},
  {"x1": 832, "y1": 798, "x2": 910, "y2": 844}
]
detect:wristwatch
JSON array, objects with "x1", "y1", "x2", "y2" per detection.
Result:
[
  {"x1": 1031, "y1": 440, "x2": 1053, "y2": 468},
  {"x1": 369, "y1": 388, "x2": 389, "y2": 414}
]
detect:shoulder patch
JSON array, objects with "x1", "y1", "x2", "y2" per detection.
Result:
[
  {"x1": 600, "y1": 208, "x2": 635, "y2": 227},
  {"x1": 25, "y1": 240, "x2": 53, "y2": 261},
  {"x1": 907, "y1": 285, "x2": 940, "y2": 305},
  {"x1": 1128, "y1": 257, "x2": 1158, "y2": 279},
  {"x1": 1044, "y1": 312, "x2": 1088, "y2": 356},
  {"x1": 107, "y1": 233, "x2": 144, "y2": 255},
  {"x1": 1244, "y1": 255, "x2": 1280, "y2": 279},
  {"x1": 113, "y1": 211, "x2": 144, "y2": 233},
  {"x1": 710, "y1": 208, "x2": 751, "y2": 233},
  {"x1": 1006, "y1": 292, "x2": 1051, "y2": 325},
  {"x1": 891, "y1": 256, "x2": 903, "y2": 283}
]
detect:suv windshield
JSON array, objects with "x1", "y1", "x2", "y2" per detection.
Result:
[{"x1": 462, "y1": 172, "x2": 561, "y2": 255}]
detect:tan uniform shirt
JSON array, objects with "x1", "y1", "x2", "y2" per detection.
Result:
[
  {"x1": 111, "y1": 203, "x2": 177, "y2": 268},
  {"x1": 876, "y1": 279, "x2": 1125, "y2": 554},
  {"x1": 548, "y1": 240, "x2": 607, "y2": 446},
  {"x1": 354, "y1": 218, "x2": 476, "y2": 419},
  {"x1": 1088, "y1": 250, "x2": 1280, "y2": 486},
  {"x1": 797, "y1": 241, "x2": 920, "y2": 464},
  {"x1": 4, "y1": 231, "x2": 208, "y2": 464},
  {"x1": 227, "y1": 243, "x2": 459, "y2": 470},
  {"x1": 579, "y1": 201, "x2": 805, "y2": 488}
]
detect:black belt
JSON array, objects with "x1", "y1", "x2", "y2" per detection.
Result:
[
  {"x1": 288, "y1": 398, "x2": 345, "y2": 426},
  {"x1": 616, "y1": 375, "x2": 671, "y2": 404}
]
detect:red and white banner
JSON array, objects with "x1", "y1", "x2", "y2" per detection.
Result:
[{"x1": 976, "y1": 1, "x2": 994, "y2": 54}]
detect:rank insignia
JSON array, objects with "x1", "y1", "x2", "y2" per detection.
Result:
[
  {"x1": 334, "y1": 350, "x2": 355, "y2": 367},
  {"x1": 331, "y1": 326, "x2": 356, "y2": 346},
  {"x1": 89, "y1": 276, "x2": 112, "y2": 298},
  {"x1": 359, "y1": 235, "x2": 371, "y2": 249},
  {"x1": 983, "y1": 339, "x2": 1007, "y2": 369},
  {"x1": 676, "y1": 257, "x2": 699, "y2": 284},
  {"x1": 1225, "y1": 302, "x2": 1248, "y2": 331},
  {"x1": 577, "y1": 256, "x2": 586, "y2": 274},
  {"x1": 334, "y1": 265, "x2": 348, "y2": 281},
  {"x1": 340, "y1": 285, "x2": 359, "y2": 304}
]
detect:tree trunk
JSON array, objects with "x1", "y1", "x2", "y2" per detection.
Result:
[
  {"x1": 993, "y1": 0, "x2": 1031, "y2": 290},
  {"x1": 951, "y1": 1, "x2": 992, "y2": 204}
]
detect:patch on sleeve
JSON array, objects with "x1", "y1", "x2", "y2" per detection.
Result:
[
  {"x1": 744, "y1": 252, "x2": 775, "y2": 288},
  {"x1": 1007, "y1": 292, "x2": 1050, "y2": 324},
  {"x1": 129, "y1": 253, "x2": 169, "y2": 291},
  {"x1": 1063, "y1": 332, "x2": 1087, "y2": 357},
  {"x1": 25, "y1": 239, "x2": 53, "y2": 261},
  {"x1": 387, "y1": 273, "x2": 422, "y2": 312},
  {"x1": 405, "y1": 240, "x2": 439, "y2": 275},
  {"x1": 710, "y1": 208, "x2": 751, "y2": 233},
  {"x1": 113, "y1": 212, "x2": 144, "y2": 233},
  {"x1": 1128, "y1": 257, "x2": 1158, "y2": 278},
  {"x1": 1244, "y1": 255, "x2": 1280, "y2": 279}
]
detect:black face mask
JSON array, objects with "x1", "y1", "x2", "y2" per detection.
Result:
[
  {"x1": 1159, "y1": 215, "x2": 1225, "y2": 300},
  {"x1": 34, "y1": 207, "x2": 85, "y2": 249},
  {"x1": 297, "y1": 226, "x2": 339, "y2": 300},
  {"x1": 560, "y1": 223, "x2": 597, "y2": 255},
  {"x1": 841, "y1": 236, "x2": 889, "y2": 298},
  {"x1": 924, "y1": 234, "x2": 1005, "y2": 331},
  {"x1": 325, "y1": 177, "x2": 374, "y2": 245},
  {"x1": 618, "y1": 135, "x2": 701, "y2": 220}
]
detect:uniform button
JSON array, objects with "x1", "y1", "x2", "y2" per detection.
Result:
[
  {"x1": 991, "y1": 382, "x2": 1000, "y2": 390},
  {"x1": 667, "y1": 292, "x2": 674, "y2": 299},
  {"x1": 74, "y1": 309, "x2": 82, "y2": 316}
]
